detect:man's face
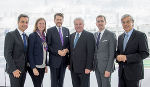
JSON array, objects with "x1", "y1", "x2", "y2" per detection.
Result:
[
  {"x1": 54, "y1": 16, "x2": 63, "y2": 27},
  {"x1": 96, "y1": 17, "x2": 106, "y2": 31},
  {"x1": 121, "y1": 16, "x2": 134, "y2": 32},
  {"x1": 74, "y1": 19, "x2": 84, "y2": 33},
  {"x1": 18, "y1": 17, "x2": 29, "y2": 32}
]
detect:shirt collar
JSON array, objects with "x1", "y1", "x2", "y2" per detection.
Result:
[
  {"x1": 17, "y1": 28, "x2": 25, "y2": 36},
  {"x1": 75, "y1": 32, "x2": 82, "y2": 37},
  {"x1": 125, "y1": 28, "x2": 134, "y2": 37},
  {"x1": 56, "y1": 26, "x2": 62, "y2": 31},
  {"x1": 97, "y1": 28, "x2": 105, "y2": 36}
]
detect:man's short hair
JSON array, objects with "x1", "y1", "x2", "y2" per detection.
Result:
[
  {"x1": 121, "y1": 14, "x2": 134, "y2": 23},
  {"x1": 54, "y1": 13, "x2": 64, "y2": 19},
  {"x1": 96, "y1": 15, "x2": 106, "y2": 22},
  {"x1": 18, "y1": 14, "x2": 29, "y2": 23}
]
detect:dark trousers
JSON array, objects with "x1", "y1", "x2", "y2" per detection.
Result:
[
  {"x1": 71, "y1": 71, "x2": 90, "y2": 87},
  {"x1": 28, "y1": 67, "x2": 45, "y2": 87},
  {"x1": 50, "y1": 65, "x2": 66, "y2": 87},
  {"x1": 9, "y1": 70, "x2": 26, "y2": 87},
  {"x1": 119, "y1": 70, "x2": 139, "y2": 87}
]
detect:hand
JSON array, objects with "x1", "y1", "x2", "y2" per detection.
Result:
[
  {"x1": 63, "y1": 48, "x2": 69, "y2": 53},
  {"x1": 117, "y1": 55, "x2": 127, "y2": 62},
  {"x1": 58, "y1": 50, "x2": 66, "y2": 56},
  {"x1": 85, "y1": 69, "x2": 91, "y2": 74},
  {"x1": 45, "y1": 67, "x2": 48, "y2": 73},
  {"x1": 117, "y1": 55, "x2": 122, "y2": 62},
  {"x1": 121, "y1": 55, "x2": 127, "y2": 62},
  {"x1": 13, "y1": 69, "x2": 21, "y2": 78},
  {"x1": 104, "y1": 71, "x2": 110, "y2": 77},
  {"x1": 33, "y1": 68, "x2": 39, "y2": 76}
]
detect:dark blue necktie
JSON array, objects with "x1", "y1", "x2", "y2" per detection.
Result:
[
  {"x1": 96, "y1": 32, "x2": 101, "y2": 48},
  {"x1": 74, "y1": 33, "x2": 79, "y2": 48},
  {"x1": 22, "y1": 33, "x2": 27, "y2": 52}
]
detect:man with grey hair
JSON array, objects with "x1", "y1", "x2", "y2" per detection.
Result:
[
  {"x1": 116, "y1": 14, "x2": 149, "y2": 87},
  {"x1": 94, "y1": 15, "x2": 117, "y2": 87},
  {"x1": 69, "y1": 17, "x2": 95, "y2": 87}
]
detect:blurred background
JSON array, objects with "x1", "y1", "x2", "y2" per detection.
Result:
[{"x1": 0, "y1": 0, "x2": 150, "y2": 87}]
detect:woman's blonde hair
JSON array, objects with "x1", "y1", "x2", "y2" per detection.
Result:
[{"x1": 33, "y1": 18, "x2": 46, "y2": 33}]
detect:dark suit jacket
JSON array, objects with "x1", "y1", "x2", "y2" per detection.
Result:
[
  {"x1": 28, "y1": 32, "x2": 47, "y2": 69},
  {"x1": 46, "y1": 26, "x2": 70, "y2": 68},
  {"x1": 116, "y1": 29, "x2": 149, "y2": 80},
  {"x1": 4, "y1": 29, "x2": 28, "y2": 74},
  {"x1": 69, "y1": 30, "x2": 95, "y2": 73}
]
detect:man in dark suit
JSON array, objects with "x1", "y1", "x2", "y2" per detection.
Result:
[
  {"x1": 46, "y1": 13, "x2": 70, "y2": 87},
  {"x1": 4, "y1": 14, "x2": 29, "y2": 87},
  {"x1": 69, "y1": 18, "x2": 95, "y2": 87},
  {"x1": 116, "y1": 14, "x2": 149, "y2": 87}
]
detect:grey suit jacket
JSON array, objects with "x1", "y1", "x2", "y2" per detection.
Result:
[
  {"x1": 4, "y1": 29, "x2": 28, "y2": 74},
  {"x1": 94, "y1": 29, "x2": 117, "y2": 73}
]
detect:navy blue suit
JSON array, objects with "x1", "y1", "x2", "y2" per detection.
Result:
[
  {"x1": 46, "y1": 26, "x2": 70, "y2": 87},
  {"x1": 28, "y1": 32, "x2": 47, "y2": 87},
  {"x1": 28, "y1": 32, "x2": 47, "y2": 69}
]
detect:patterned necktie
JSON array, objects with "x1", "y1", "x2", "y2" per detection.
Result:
[
  {"x1": 22, "y1": 33, "x2": 27, "y2": 52},
  {"x1": 74, "y1": 33, "x2": 79, "y2": 48},
  {"x1": 59, "y1": 28, "x2": 63, "y2": 46},
  {"x1": 96, "y1": 32, "x2": 101, "y2": 48},
  {"x1": 123, "y1": 33, "x2": 129, "y2": 51}
]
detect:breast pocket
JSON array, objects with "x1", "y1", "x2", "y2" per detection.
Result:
[{"x1": 100, "y1": 40, "x2": 108, "y2": 47}]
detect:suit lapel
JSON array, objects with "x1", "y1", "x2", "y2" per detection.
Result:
[
  {"x1": 124, "y1": 30, "x2": 136, "y2": 52},
  {"x1": 99, "y1": 29, "x2": 107, "y2": 45},
  {"x1": 54, "y1": 26, "x2": 62, "y2": 46},
  {"x1": 76, "y1": 30, "x2": 85, "y2": 48},
  {"x1": 120, "y1": 34, "x2": 124, "y2": 53},
  {"x1": 94, "y1": 32, "x2": 98, "y2": 50},
  {"x1": 62, "y1": 27, "x2": 66, "y2": 44},
  {"x1": 15, "y1": 29, "x2": 24, "y2": 47},
  {"x1": 71, "y1": 33, "x2": 76, "y2": 49},
  {"x1": 73, "y1": 30, "x2": 85, "y2": 49}
]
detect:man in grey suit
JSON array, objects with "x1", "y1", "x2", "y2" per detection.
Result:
[
  {"x1": 4, "y1": 14, "x2": 29, "y2": 87},
  {"x1": 94, "y1": 15, "x2": 117, "y2": 87},
  {"x1": 69, "y1": 18, "x2": 95, "y2": 87}
]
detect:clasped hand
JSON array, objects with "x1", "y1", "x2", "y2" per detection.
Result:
[
  {"x1": 117, "y1": 55, "x2": 127, "y2": 62},
  {"x1": 58, "y1": 48, "x2": 69, "y2": 56}
]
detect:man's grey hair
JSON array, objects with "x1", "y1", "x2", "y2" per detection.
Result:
[
  {"x1": 74, "y1": 17, "x2": 84, "y2": 24},
  {"x1": 121, "y1": 14, "x2": 134, "y2": 23}
]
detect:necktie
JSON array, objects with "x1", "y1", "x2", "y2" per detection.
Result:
[
  {"x1": 123, "y1": 33, "x2": 129, "y2": 51},
  {"x1": 74, "y1": 33, "x2": 79, "y2": 48},
  {"x1": 59, "y1": 28, "x2": 63, "y2": 46},
  {"x1": 96, "y1": 32, "x2": 101, "y2": 48},
  {"x1": 22, "y1": 33, "x2": 27, "y2": 52}
]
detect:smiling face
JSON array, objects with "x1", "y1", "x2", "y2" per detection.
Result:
[
  {"x1": 18, "y1": 17, "x2": 29, "y2": 32},
  {"x1": 37, "y1": 19, "x2": 46, "y2": 32},
  {"x1": 96, "y1": 16, "x2": 106, "y2": 31},
  {"x1": 121, "y1": 16, "x2": 134, "y2": 32},
  {"x1": 54, "y1": 15, "x2": 63, "y2": 27},
  {"x1": 74, "y1": 19, "x2": 84, "y2": 33}
]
